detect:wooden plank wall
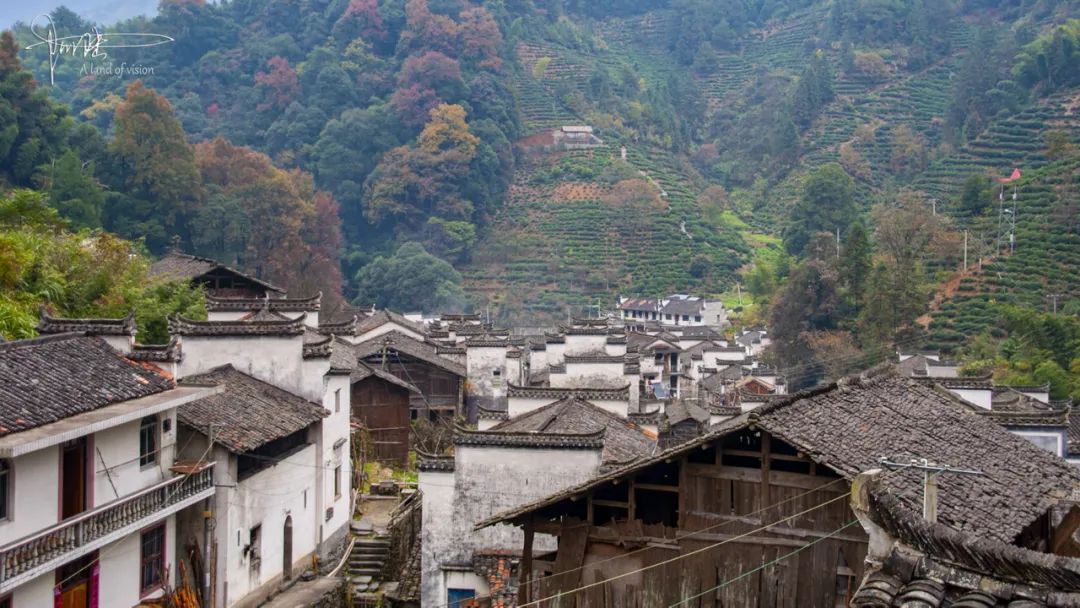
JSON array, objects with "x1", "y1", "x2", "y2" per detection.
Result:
[
  {"x1": 351, "y1": 377, "x2": 411, "y2": 464},
  {"x1": 527, "y1": 431, "x2": 867, "y2": 607}
]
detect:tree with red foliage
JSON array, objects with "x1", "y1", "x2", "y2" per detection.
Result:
[
  {"x1": 192, "y1": 138, "x2": 345, "y2": 307},
  {"x1": 254, "y1": 56, "x2": 299, "y2": 112},
  {"x1": 459, "y1": 6, "x2": 503, "y2": 70},
  {"x1": 335, "y1": 0, "x2": 386, "y2": 42},
  {"x1": 390, "y1": 83, "x2": 442, "y2": 129}
]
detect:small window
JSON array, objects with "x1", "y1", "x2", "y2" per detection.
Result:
[
  {"x1": 492, "y1": 369, "x2": 502, "y2": 388},
  {"x1": 835, "y1": 550, "x2": 856, "y2": 607},
  {"x1": 694, "y1": 316, "x2": 702, "y2": 322},
  {"x1": 334, "y1": 388, "x2": 341, "y2": 413},
  {"x1": 246, "y1": 524, "x2": 262, "y2": 567},
  {"x1": 683, "y1": 315, "x2": 689, "y2": 321},
  {"x1": 665, "y1": 314, "x2": 672, "y2": 320},
  {"x1": 139, "y1": 416, "x2": 158, "y2": 467},
  {"x1": 0, "y1": 460, "x2": 9, "y2": 521},
  {"x1": 140, "y1": 524, "x2": 165, "y2": 593},
  {"x1": 334, "y1": 465, "x2": 342, "y2": 499}
]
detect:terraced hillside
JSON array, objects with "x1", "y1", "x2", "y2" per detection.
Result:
[
  {"x1": 464, "y1": 146, "x2": 751, "y2": 321},
  {"x1": 466, "y1": 5, "x2": 1080, "y2": 327}
]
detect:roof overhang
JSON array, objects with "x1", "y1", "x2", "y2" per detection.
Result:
[{"x1": 0, "y1": 384, "x2": 222, "y2": 458}]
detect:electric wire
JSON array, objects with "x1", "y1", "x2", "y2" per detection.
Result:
[
  {"x1": 53, "y1": 440, "x2": 216, "y2": 591},
  {"x1": 515, "y1": 491, "x2": 855, "y2": 608}
]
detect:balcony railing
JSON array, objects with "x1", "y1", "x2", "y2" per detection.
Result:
[{"x1": 0, "y1": 463, "x2": 214, "y2": 586}]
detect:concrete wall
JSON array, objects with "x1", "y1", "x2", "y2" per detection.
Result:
[
  {"x1": 318, "y1": 375, "x2": 352, "y2": 561},
  {"x1": 179, "y1": 335, "x2": 306, "y2": 397},
  {"x1": 419, "y1": 445, "x2": 603, "y2": 607},
  {"x1": 419, "y1": 469, "x2": 455, "y2": 608},
  {"x1": 218, "y1": 444, "x2": 319, "y2": 607},
  {"x1": 93, "y1": 412, "x2": 178, "y2": 502}
]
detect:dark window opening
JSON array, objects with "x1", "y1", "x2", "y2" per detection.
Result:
[
  {"x1": 592, "y1": 504, "x2": 628, "y2": 526},
  {"x1": 139, "y1": 415, "x2": 158, "y2": 467},
  {"x1": 770, "y1": 437, "x2": 800, "y2": 456},
  {"x1": 771, "y1": 459, "x2": 812, "y2": 475},
  {"x1": 246, "y1": 524, "x2": 262, "y2": 570},
  {"x1": 635, "y1": 489, "x2": 679, "y2": 526},
  {"x1": 238, "y1": 430, "x2": 308, "y2": 480},
  {"x1": 140, "y1": 524, "x2": 165, "y2": 593},
  {"x1": 593, "y1": 482, "x2": 629, "y2": 503},
  {"x1": 722, "y1": 429, "x2": 762, "y2": 452},
  {"x1": 816, "y1": 465, "x2": 842, "y2": 478},
  {"x1": 721, "y1": 453, "x2": 762, "y2": 469},
  {"x1": 688, "y1": 444, "x2": 716, "y2": 464},
  {"x1": 635, "y1": 461, "x2": 679, "y2": 486},
  {"x1": 334, "y1": 465, "x2": 342, "y2": 499}
]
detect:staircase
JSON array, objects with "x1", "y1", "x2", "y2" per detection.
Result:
[{"x1": 349, "y1": 534, "x2": 391, "y2": 597}]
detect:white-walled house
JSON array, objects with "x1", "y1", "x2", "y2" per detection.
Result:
[
  {"x1": 418, "y1": 397, "x2": 655, "y2": 606},
  {"x1": 0, "y1": 333, "x2": 218, "y2": 608},
  {"x1": 165, "y1": 312, "x2": 354, "y2": 607},
  {"x1": 175, "y1": 365, "x2": 348, "y2": 607}
]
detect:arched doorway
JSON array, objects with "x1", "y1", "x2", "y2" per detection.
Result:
[{"x1": 283, "y1": 516, "x2": 293, "y2": 581}]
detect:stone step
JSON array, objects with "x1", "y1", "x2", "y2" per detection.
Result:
[
  {"x1": 350, "y1": 561, "x2": 384, "y2": 570},
  {"x1": 354, "y1": 538, "x2": 390, "y2": 547},
  {"x1": 352, "y1": 567, "x2": 382, "y2": 576}
]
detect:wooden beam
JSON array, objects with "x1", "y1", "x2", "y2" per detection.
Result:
[
  {"x1": 592, "y1": 499, "x2": 630, "y2": 508},
  {"x1": 519, "y1": 519, "x2": 535, "y2": 604},
  {"x1": 628, "y1": 478, "x2": 636, "y2": 520},
  {"x1": 635, "y1": 482, "x2": 680, "y2": 493},
  {"x1": 761, "y1": 432, "x2": 771, "y2": 509}
]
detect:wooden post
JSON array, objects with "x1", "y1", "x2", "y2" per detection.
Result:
[
  {"x1": 761, "y1": 433, "x2": 771, "y2": 511},
  {"x1": 923, "y1": 472, "x2": 938, "y2": 523},
  {"x1": 520, "y1": 519, "x2": 535, "y2": 605}
]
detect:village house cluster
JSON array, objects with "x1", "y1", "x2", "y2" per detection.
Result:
[{"x1": 2, "y1": 249, "x2": 1080, "y2": 608}]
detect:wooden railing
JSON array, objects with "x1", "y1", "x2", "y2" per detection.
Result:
[{"x1": 0, "y1": 464, "x2": 214, "y2": 584}]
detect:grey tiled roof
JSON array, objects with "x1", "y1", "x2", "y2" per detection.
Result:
[
  {"x1": 179, "y1": 365, "x2": 327, "y2": 453},
  {"x1": 351, "y1": 331, "x2": 466, "y2": 377},
  {"x1": 479, "y1": 368, "x2": 1080, "y2": 543},
  {"x1": 36, "y1": 310, "x2": 136, "y2": 336},
  {"x1": 129, "y1": 338, "x2": 183, "y2": 363},
  {"x1": 507, "y1": 384, "x2": 629, "y2": 401},
  {"x1": 205, "y1": 292, "x2": 321, "y2": 312},
  {"x1": 356, "y1": 310, "x2": 428, "y2": 337},
  {"x1": 351, "y1": 361, "x2": 419, "y2": 393},
  {"x1": 489, "y1": 396, "x2": 656, "y2": 464},
  {"x1": 168, "y1": 314, "x2": 307, "y2": 336},
  {"x1": 0, "y1": 334, "x2": 175, "y2": 437},
  {"x1": 149, "y1": 251, "x2": 284, "y2": 293}
]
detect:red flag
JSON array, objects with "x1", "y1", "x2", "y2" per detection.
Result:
[{"x1": 998, "y1": 167, "x2": 1021, "y2": 183}]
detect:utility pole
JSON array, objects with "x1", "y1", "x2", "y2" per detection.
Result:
[
  {"x1": 878, "y1": 457, "x2": 983, "y2": 523},
  {"x1": 735, "y1": 282, "x2": 743, "y2": 307},
  {"x1": 1046, "y1": 293, "x2": 1063, "y2": 314},
  {"x1": 928, "y1": 198, "x2": 938, "y2": 216},
  {"x1": 962, "y1": 230, "x2": 968, "y2": 272},
  {"x1": 835, "y1": 226, "x2": 841, "y2": 260}
]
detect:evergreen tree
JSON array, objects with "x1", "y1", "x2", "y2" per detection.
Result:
[{"x1": 783, "y1": 163, "x2": 857, "y2": 255}]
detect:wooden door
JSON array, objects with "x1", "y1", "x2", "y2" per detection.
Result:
[{"x1": 61, "y1": 438, "x2": 87, "y2": 519}]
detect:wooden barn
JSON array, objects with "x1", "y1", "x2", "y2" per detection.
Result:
[
  {"x1": 351, "y1": 361, "x2": 420, "y2": 465},
  {"x1": 478, "y1": 369, "x2": 1080, "y2": 608},
  {"x1": 352, "y1": 330, "x2": 467, "y2": 421}
]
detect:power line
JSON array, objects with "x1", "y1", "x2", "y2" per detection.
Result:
[
  {"x1": 425, "y1": 476, "x2": 850, "y2": 608},
  {"x1": 516, "y1": 491, "x2": 854, "y2": 608},
  {"x1": 667, "y1": 519, "x2": 862, "y2": 607},
  {"x1": 54, "y1": 441, "x2": 215, "y2": 591}
]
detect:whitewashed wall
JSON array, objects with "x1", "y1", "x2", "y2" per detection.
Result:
[{"x1": 179, "y1": 335, "x2": 306, "y2": 397}]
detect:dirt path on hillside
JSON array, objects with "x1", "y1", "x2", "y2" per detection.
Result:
[{"x1": 916, "y1": 254, "x2": 1001, "y2": 328}]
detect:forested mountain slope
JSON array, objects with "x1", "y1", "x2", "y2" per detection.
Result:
[{"x1": 4, "y1": 0, "x2": 1080, "y2": 396}]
